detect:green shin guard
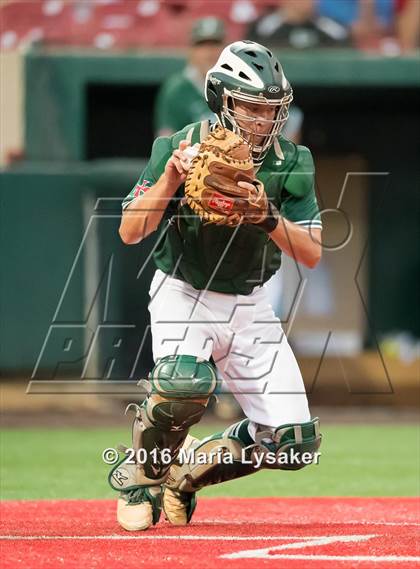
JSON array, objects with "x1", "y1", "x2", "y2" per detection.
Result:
[
  {"x1": 165, "y1": 419, "x2": 258, "y2": 493},
  {"x1": 109, "y1": 355, "x2": 218, "y2": 501},
  {"x1": 166, "y1": 417, "x2": 322, "y2": 494}
]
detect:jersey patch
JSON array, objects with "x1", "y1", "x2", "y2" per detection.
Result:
[{"x1": 134, "y1": 180, "x2": 152, "y2": 197}]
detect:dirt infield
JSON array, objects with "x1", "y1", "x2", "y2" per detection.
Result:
[{"x1": 1, "y1": 497, "x2": 419, "y2": 568}]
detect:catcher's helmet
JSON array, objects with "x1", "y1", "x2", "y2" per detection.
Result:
[{"x1": 205, "y1": 41, "x2": 293, "y2": 165}]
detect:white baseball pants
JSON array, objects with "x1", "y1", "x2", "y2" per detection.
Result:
[{"x1": 148, "y1": 269, "x2": 310, "y2": 427}]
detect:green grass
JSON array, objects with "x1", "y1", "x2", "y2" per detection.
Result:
[{"x1": 0, "y1": 424, "x2": 418, "y2": 500}]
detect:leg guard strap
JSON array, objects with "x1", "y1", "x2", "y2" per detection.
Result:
[{"x1": 253, "y1": 417, "x2": 322, "y2": 471}]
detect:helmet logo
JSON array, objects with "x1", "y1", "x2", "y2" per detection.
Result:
[
  {"x1": 268, "y1": 85, "x2": 281, "y2": 93},
  {"x1": 209, "y1": 76, "x2": 221, "y2": 85}
]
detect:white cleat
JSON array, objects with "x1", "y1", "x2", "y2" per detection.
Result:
[
  {"x1": 163, "y1": 435, "x2": 199, "y2": 526},
  {"x1": 117, "y1": 487, "x2": 161, "y2": 531},
  {"x1": 163, "y1": 476, "x2": 197, "y2": 526},
  {"x1": 117, "y1": 498, "x2": 153, "y2": 531},
  {"x1": 163, "y1": 487, "x2": 190, "y2": 526}
]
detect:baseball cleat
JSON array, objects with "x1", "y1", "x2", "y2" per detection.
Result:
[
  {"x1": 163, "y1": 487, "x2": 197, "y2": 526},
  {"x1": 117, "y1": 486, "x2": 162, "y2": 531}
]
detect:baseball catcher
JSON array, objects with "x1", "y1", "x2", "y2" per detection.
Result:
[{"x1": 111, "y1": 40, "x2": 323, "y2": 531}]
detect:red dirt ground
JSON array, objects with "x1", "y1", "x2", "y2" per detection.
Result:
[{"x1": 1, "y1": 497, "x2": 419, "y2": 568}]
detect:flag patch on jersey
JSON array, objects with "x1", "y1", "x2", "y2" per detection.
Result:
[
  {"x1": 208, "y1": 192, "x2": 234, "y2": 214},
  {"x1": 133, "y1": 180, "x2": 151, "y2": 197}
]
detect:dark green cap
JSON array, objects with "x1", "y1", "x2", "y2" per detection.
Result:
[{"x1": 191, "y1": 17, "x2": 225, "y2": 45}]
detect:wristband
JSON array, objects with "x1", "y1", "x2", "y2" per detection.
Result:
[{"x1": 255, "y1": 202, "x2": 279, "y2": 234}]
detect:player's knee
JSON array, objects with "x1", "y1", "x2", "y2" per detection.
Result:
[
  {"x1": 145, "y1": 355, "x2": 218, "y2": 430},
  {"x1": 254, "y1": 417, "x2": 322, "y2": 471}
]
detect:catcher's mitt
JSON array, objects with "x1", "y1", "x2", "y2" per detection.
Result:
[{"x1": 184, "y1": 125, "x2": 269, "y2": 226}]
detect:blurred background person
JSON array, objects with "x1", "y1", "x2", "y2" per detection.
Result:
[
  {"x1": 395, "y1": 0, "x2": 420, "y2": 53},
  {"x1": 246, "y1": 0, "x2": 352, "y2": 49},
  {"x1": 154, "y1": 16, "x2": 225, "y2": 137},
  {"x1": 319, "y1": 0, "x2": 395, "y2": 50}
]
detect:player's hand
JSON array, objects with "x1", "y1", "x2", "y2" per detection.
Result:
[
  {"x1": 164, "y1": 141, "x2": 199, "y2": 188},
  {"x1": 238, "y1": 180, "x2": 279, "y2": 232},
  {"x1": 237, "y1": 180, "x2": 257, "y2": 192}
]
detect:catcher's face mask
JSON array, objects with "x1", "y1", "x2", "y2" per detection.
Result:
[{"x1": 220, "y1": 91, "x2": 292, "y2": 166}]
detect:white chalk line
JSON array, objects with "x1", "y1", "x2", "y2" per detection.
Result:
[
  {"x1": 222, "y1": 535, "x2": 376, "y2": 559},
  {"x1": 2, "y1": 533, "x2": 419, "y2": 563},
  {"x1": 199, "y1": 520, "x2": 420, "y2": 527},
  {"x1": 0, "y1": 535, "x2": 360, "y2": 541},
  {"x1": 221, "y1": 535, "x2": 420, "y2": 562},
  {"x1": 0, "y1": 534, "x2": 420, "y2": 563},
  {"x1": 226, "y1": 554, "x2": 420, "y2": 562}
]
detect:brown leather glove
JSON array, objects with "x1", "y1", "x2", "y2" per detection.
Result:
[{"x1": 184, "y1": 125, "x2": 270, "y2": 227}]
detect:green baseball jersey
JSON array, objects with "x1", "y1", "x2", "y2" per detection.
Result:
[
  {"x1": 154, "y1": 66, "x2": 216, "y2": 134},
  {"x1": 123, "y1": 121, "x2": 322, "y2": 295}
]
